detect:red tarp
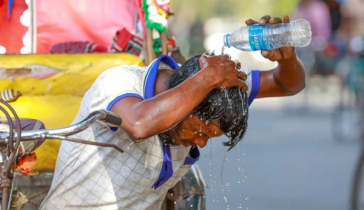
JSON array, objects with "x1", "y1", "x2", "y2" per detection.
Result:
[{"x1": 0, "y1": 0, "x2": 137, "y2": 54}]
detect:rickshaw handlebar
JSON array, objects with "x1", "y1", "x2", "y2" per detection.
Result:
[{"x1": 0, "y1": 110, "x2": 122, "y2": 143}]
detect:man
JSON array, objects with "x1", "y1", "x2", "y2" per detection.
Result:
[{"x1": 41, "y1": 15, "x2": 305, "y2": 210}]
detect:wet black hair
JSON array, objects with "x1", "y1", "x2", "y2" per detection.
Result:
[{"x1": 167, "y1": 55, "x2": 249, "y2": 151}]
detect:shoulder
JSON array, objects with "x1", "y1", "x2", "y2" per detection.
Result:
[
  {"x1": 98, "y1": 65, "x2": 145, "y2": 79},
  {"x1": 93, "y1": 65, "x2": 146, "y2": 89}
]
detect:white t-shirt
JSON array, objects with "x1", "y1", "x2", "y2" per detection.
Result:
[{"x1": 40, "y1": 55, "x2": 260, "y2": 210}]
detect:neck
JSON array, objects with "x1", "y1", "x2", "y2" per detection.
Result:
[
  {"x1": 154, "y1": 68, "x2": 178, "y2": 145},
  {"x1": 155, "y1": 69, "x2": 173, "y2": 95}
]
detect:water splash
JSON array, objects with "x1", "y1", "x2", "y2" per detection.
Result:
[
  {"x1": 223, "y1": 88, "x2": 232, "y2": 108},
  {"x1": 209, "y1": 140, "x2": 214, "y2": 193},
  {"x1": 238, "y1": 90, "x2": 247, "y2": 116},
  {"x1": 221, "y1": 150, "x2": 230, "y2": 203},
  {"x1": 127, "y1": 141, "x2": 134, "y2": 150}
]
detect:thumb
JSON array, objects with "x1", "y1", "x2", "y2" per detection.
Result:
[{"x1": 199, "y1": 53, "x2": 210, "y2": 69}]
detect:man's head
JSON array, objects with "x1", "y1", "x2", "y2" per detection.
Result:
[{"x1": 163, "y1": 55, "x2": 249, "y2": 151}]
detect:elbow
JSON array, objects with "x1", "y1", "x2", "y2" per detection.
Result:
[
  {"x1": 285, "y1": 81, "x2": 306, "y2": 96},
  {"x1": 123, "y1": 118, "x2": 151, "y2": 141}
]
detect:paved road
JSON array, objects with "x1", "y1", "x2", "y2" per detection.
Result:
[{"x1": 197, "y1": 103, "x2": 361, "y2": 210}]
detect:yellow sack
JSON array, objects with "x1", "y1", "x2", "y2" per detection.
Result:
[{"x1": 0, "y1": 53, "x2": 144, "y2": 170}]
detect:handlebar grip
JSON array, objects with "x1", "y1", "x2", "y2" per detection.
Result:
[{"x1": 103, "y1": 111, "x2": 122, "y2": 127}]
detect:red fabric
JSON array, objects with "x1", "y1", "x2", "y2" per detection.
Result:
[
  {"x1": 50, "y1": 28, "x2": 143, "y2": 56},
  {"x1": 0, "y1": 0, "x2": 27, "y2": 54},
  {"x1": 114, "y1": 28, "x2": 134, "y2": 50},
  {"x1": 168, "y1": 37, "x2": 177, "y2": 47},
  {"x1": 36, "y1": 0, "x2": 137, "y2": 53}
]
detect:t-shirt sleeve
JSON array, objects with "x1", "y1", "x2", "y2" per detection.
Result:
[
  {"x1": 80, "y1": 66, "x2": 144, "y2": 131},
  {"x1": 85, "y1": 65, "x2": 144, "y2": 114},
  {"x1": 241, "y1": 68, "x2": 260, "y2": 106}
]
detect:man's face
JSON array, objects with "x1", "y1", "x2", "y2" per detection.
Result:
[{"x1": 168, "y1": 114, "x2": 224, "y2": 148}]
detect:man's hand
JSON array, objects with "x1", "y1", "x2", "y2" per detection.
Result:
[
  {"x1": 199, "y1": 53, "x2": 248, "y2": 91},
  {"x1": 245, "y1": 15, "x2": 296, "y2": 63}
]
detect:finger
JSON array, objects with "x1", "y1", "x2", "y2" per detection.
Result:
[
  {"x1": 234, "y1": 60, "x2": 241, "y2": 70},
  {"x1": 245, "y1": 19, "x2": 258, "y2": 25},
  {"x1": 261, "y1": 50, "x2": 283, "y2": 61},
  {"x1": 279, "y1": 46, "x2": 296, "y2": 60},
  {"x1": 269, "y1": 51, "x2": 283, "y2": 61},
  {"x1": 199, "y1": 54, "x2": 209, "y2": 68},
  {"x1": 261, "y1": 50, "x2": 271, "y2": 58},
  {"x1": 269, "y1": 17, "x2": 283, "y2": 24},
  {"x1": 238, "y1": 71, "x2": 247, "y2": 81},
  {"x1": 259, "y1": 15, "x2": 272, "y2": 25},
  {"x1": 238, "y1": 81, "x2": 249, "y2": 92},
  {"x1": 283, "y1": 15, "x2": 290, "y2": 23}
]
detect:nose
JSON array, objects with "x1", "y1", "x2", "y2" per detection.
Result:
[{"x1": 193, "y1": 136, "x2": 209, "y2": 148}]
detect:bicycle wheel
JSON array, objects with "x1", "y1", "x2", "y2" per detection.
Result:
[{"x1": 351, "y1": 144, "x2": 364, "y2": 210}]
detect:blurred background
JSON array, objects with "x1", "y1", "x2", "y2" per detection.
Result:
[
  {"x1": 1, "y1": 0, "x2": 364, "y2": 209},
  {"x1": 169, "y1": 0, "x2": 364, "y2": 209}
]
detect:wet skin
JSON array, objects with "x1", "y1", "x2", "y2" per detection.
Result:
[{"x1": 166, "y1": 115, "x2": 224, "y2": 148}]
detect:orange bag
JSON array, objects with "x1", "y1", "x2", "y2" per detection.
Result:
[{"x1": 17, "y1": 153, "x2": 37, "y2": 176}]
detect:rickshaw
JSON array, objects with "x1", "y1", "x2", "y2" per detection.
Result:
[{"x1": 0, "y1": 0, "x2": 206, "y2": 209}]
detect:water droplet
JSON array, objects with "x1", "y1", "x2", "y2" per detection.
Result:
[
  {"x1": 127, "y1": 141, "x2": 134, "y2": 150},
  {"x1": 204, "y1": 155, "x2": 207, "y2": 158},
  {"x1": 190, "y1": 204, "x2": 193, "y2": 207},
  {"x1": 174, "y1": 201, "x2": 176, "y2": 204},
  {"x1": 221, "y1": 150, "x2": 230, "y2": 204},
  {"x1": 245, "y1": 197, "x2": 249, "y2": 200}
]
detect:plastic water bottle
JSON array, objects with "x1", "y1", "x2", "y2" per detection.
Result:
[{"x1": 223, "y1": 19, "x2": 312, "y2": 51}]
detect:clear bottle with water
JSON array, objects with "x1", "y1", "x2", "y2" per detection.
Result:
[{"x1": 223, "y1": 19, "x2": 312, "y2": 51}]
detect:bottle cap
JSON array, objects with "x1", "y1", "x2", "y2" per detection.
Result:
[{"x1": 223, "y1": 34, "x2": 231, "y2": 48}]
